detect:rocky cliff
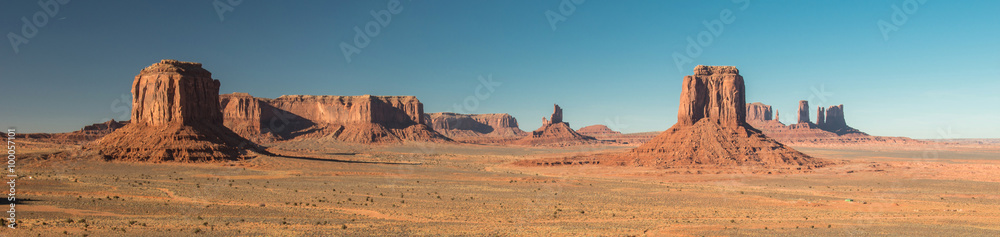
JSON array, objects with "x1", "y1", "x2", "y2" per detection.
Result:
[
  {"x1": 219, "y1": 93, "x2": 283, "y2": 143},
  {"x1": 677, "y1": 66, "x2": 745, "y2": 128},
  {"x1": 746, "y1": 102, "x2": 773, "y2": 121},
  {"x1": 220, "y1": 93, "x2": 449, "y2": 143},
  {"x1": 424, "y1": 112, "x2": 527, "y2": 143},
  {"x1": 130, "y1": 60, "x2": 223, "y2": 127},
  {"x1": 90, "y1": 60, "x2": 258, "y2": 162}
]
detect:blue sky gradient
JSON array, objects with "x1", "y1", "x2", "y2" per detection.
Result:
[{"x1": 1, "y1": 0, "x2": 997, "y2": 138}]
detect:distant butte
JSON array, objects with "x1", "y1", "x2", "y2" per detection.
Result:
[
  {"x1": 514, "y1": 104, "x2": 595, "y2": 146},
  {"x1": 745, "y1": 101, "x2": 918, "y2": 144}
]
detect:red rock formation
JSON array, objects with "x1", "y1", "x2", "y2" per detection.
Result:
[
  {"x1": 611, "y1": 65, "x2": 821, "y2": 168},
  {"x1": 797, "y1": 100, "x2": 810, "y2": 124},
  {"x1": 677, "y1": 66, "x2": 745, "y2": 128},
  {"x1": 550, "y1": 104, "x2": 563, "y2": 124},
  {"x1": 819, "y1": 104, "x2": 864, "y2": 135},
  {"x1": 220, "y1": 93, "x2": 281, "y2": 143},
  {"x1": 746, "y1": 102, "x2": 773, "y2": 121},
  {"x1": 129, "y1": 60, "x2": 223, "y2": 127},
  {"x1": 90, "y1": 60, "x2": 258, "y2": 162},
  {"x1": 817, "y1": 107, "x2": 826, "y2": 127},
  {"x1": 267, "y1": 95, "x2": 425, "y2": 126},
  {"x1": 576, "y1": 125, "x2": 622, "y2": 136},
  {"x1": 746, "y1": 102, "x2": 914, "y2": 144},
  {"x1": 424, "y1": 112, "x2": 527, "y2": 143},
  {"x1": 597, "y1": 131, "x2": 660, "y2": 145},
  {"x1": 220, "y1": 93, "x2": 449, "y2": 143},
  {"x1": 19, "y1": 120, "x2": 130, "y2": 144},
  {"x1": 515, "y1": 104, "x2": 595, "y2": 146}
]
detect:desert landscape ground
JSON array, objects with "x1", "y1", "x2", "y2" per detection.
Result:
[
  {"x1": 3, "y1": 2, "x2": 998, "y2": 235},
  {"x1": 7, "y1": 139, "x2": 1000, "y2": 236},
  {"x1": 2, "y1": 61, "x2": 997, "y2": 237}
]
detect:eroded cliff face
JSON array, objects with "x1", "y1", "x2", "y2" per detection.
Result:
[
  {"x1": 267, "y1": 95, "x2": 424, "y2": 126},
  {"x1": 220, "y1": 93, "x2": 282, "y2": 143},
  {"x1": 797, "y1": 100, "x2": 810, "y2": 125},
  {"x1": 130, "y1": 60, "x2": 223, "y2": 127},
  {"x1": 746, "y1": 102, "x2": 773, "y2": 121},
  {"x1": 424, "y1": 112, "x2": 527, "y2": 142},
  {"x1": 677, "y1": 66, "x2": 746, "y2": 128},
  {"x1": 91, "y1": 60, "x2": 258, "y2": 162},
  {"x1": 220, "y1": 93, "x2": 448, "y2": 143}
]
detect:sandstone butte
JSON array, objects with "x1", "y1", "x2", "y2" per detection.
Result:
[
  {"x1": 513, "y1": 104, "x2": 595, "y2": 146},
  {"x1": 89, "y1": 60, "x2": 260, "y2": 162},
  {"x1": 538, "y1": 65, "x2": 824, "y2": 168},
  {"x1": 220, "y1": 93, "x2": 450, "y2": 144},
  {"x1": 423, "y1": 112, "x2": 527, "y2": 143},
  {"x1": 745, "y1": 101, "x2": 917, "y2": 144}
]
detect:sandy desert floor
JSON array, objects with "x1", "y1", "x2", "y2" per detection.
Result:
[{"x1": 4, "y1": 139, "x2": 1000, "y2": 236}]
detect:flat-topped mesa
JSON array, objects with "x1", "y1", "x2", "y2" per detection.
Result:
[
  {"x1": 220, "y1": 93, "x2": 449, "y2": 143},
  {"x1": 746, "y1": 102, "x2": 773, "y2": 121},
  {"x1": 81, "y1": 119, "x2": 127, "y2": 133},
  {"x1": 797, "y1": 100, "x2": 810, "y2": 124},
  {"x1": 576, "y1": 125, "x2": 622, "y2": 136},
  {"x1": 677, "y1": 65, "x2": 746, "y2": 128},
  {"x1": 269, "y1": 95, "x2": 425, "y2": 127},
  {"x1": 424, "y1": 112, "x2": 528, "y2": 139},
  {"x1": 132, "y1": 59, "x2": 223, "y2": 127}
]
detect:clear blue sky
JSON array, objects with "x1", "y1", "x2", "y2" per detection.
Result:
[{"x1": 1, "y1": 0, "x2": 997, "y2": 139}]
